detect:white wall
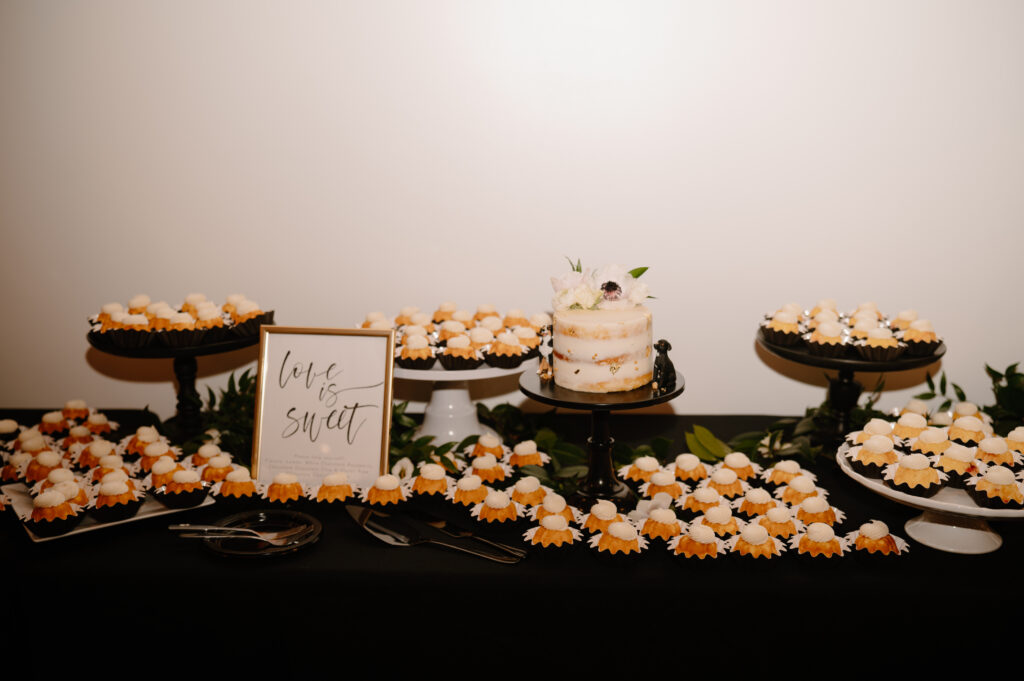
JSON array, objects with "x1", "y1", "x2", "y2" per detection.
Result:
[{"x1": 2, "y1": 1, "x2": 1022, "y2": 420}]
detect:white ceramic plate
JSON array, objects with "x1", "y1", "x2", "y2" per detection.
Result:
[
  {"x1": 836, "y1": 443, "x2": 1024, "y2": 519},
  {"x1": 3, "y1": 482, "x2": 216, "y2": 543}
]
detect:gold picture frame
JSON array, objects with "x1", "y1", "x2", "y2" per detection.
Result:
[{"x1": 251, "y1": 326, "x2": 395, "y2": 490}]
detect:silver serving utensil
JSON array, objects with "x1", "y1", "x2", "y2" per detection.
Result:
[
  {"x1": 168, "y1": 523, "x2": 310, "y2": 544},
  {"x1": 173, "y1": 532, "x2": 307, "y2": 547},
  {"x1": 408, "y1": 509, "x2": 528, "y2": 559},
  {"x1": 345, "y1": 505, "x2": 520, "y2": 565}
]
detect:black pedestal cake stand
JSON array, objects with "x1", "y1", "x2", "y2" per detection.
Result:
[
  {"x1": 519, "y1": 371, "x2": 685, "y2": 511},
  {"x1": 755, "y1": 328, "x2": 945, "y2": 441},
  {"x1": 87, "y1": 331, "x2": 266, "y2": 442}
]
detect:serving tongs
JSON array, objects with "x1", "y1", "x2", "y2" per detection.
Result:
[
  {"x1": 346, "y1": 505, "x2": 521, "y2": 565},
  {"x1": 169, "y1": 523, "x2": 311, "y2": 547}
]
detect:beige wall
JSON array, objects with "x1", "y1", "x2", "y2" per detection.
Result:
[{"x1": 2, "y1": 1, "x2": 1022, "y2": 420}]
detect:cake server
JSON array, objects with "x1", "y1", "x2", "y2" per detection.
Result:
[
  {"x1": 405, "y1": 508, "x2": 528, "y2": 559},
  {"x1": 345, "y1": 505, "x2": 521, "y2": 565}
]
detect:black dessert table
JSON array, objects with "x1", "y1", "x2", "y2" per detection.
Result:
[
  {"x1": 519, "y1": 371, "x2": 685, "y2": 510},
  {"x1": 87, "y1": 330, "x2": 266, "y2": 441},
  {"x1": 5, "y1": 409, "x2": 1024, "y2": 661},
  {"x1": 756, "y1": 328, "x2": 945, "y2": 441}
]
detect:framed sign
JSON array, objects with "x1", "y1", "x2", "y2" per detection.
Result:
[{"x1": 252, "y1": 326, "x2": 395, "y2": 491}]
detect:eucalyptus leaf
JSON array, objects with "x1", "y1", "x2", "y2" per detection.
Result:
[
  {"x1": 684, "y1": 432, "x2": 717, "y2": 462},
  {"x1": 953, "y1": 383, "x2": 967, "y2": 402},
  {"x1": 939, "y1": 373, "x2": 947, "y2": 396},
  {"x1": 556, "y1": 465, "x2": 589, "y2": 480},
  {"x1": 693, "y1": 425, "x2": 730, "y2": 458},
  {"x1": 925, "y1": 372, "x2": 935, "y2": 392}
]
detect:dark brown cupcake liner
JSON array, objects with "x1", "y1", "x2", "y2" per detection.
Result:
[
  {"x1": 884, "y1": 477, "x2": 943, "y2": 498},
  {"x1": 484, "y1": 352, "x2": 526, "y2": 369},
  {"x1": 152, "y1": 484, "x2": 210, "y2": 508},
  {"x1": 854, "y1": 342, "x2": 907, "y2": 362},
  {"x1": 438, "y1": 353, "x2": 484, "y2": 370},
  {"x1": 760, "y1": 324, "x2": 803, "y2": 347},
  {"x1": 804, "y1": 340, "x2": 849, "y2": 358},
  {"x1": 103, "y1": 328, "x2": 154, "y2": 350},
  {"x1": 91, "y1": 496, "x2": 145, "y2": 522},
  {"x1": 934, "y1": 466, "x2": 969, "y2": 489},
  {"x1": 966, "y1": 483, "x2": 1024, "y2": 510},
  {"x1": 395, "y1": 355, "x2": 437, "y2": 370},
  {"x1": 154, "y1": 327, "x2": 209, "y2": 348},
  {"x1": 850, "y1": 458, "x2": 888, "y2": 480},
  {"x1": 903, "y1": 338, "x2": 942, "y2": 357},
  {"x1": 26, "y1": 511, "x2": 85, "y2": 537}
]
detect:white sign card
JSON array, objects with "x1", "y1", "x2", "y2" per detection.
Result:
[{"x1": 252, "y1": 326, "x2": 395, "y2": 491}]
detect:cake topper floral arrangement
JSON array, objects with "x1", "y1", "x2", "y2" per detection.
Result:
[{"x1": 551, "y1": 258, "x2": 650, "y2": 311}]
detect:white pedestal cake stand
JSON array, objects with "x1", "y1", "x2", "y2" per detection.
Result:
[
  {"x1": 393, "y1": 358, "x2": 539, "y2": 443},
  {"x1": 837, "y1": 443, "x2": 1022, "y2": 554}
]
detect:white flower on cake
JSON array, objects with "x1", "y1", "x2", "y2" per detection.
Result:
[{"x1": 550, "y1": 258, "x2": 650, "y2": 312}]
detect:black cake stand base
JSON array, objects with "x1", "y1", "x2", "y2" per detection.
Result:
[{"x1": 519, "y1": 371, "x2": 685, "y2": 512}]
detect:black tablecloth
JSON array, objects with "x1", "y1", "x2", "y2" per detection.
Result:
[{"x1": 6, "y1": 409, "x2": 1022, "y2": 661}]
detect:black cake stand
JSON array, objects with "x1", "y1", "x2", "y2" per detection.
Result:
[
  {"x1": 87, "y1": 329, "x2": 269, "y2": 442},
  {"x1": 519, "y1": 371, "x2": 685, "y2": 511},
  {"x1": 755, "y1": 328, "x2": 945, "y2": 440}
]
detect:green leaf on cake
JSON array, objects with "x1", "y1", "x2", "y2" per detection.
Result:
[{"x1": 628, "y1": 266, "x2": 648, "y2": 279}]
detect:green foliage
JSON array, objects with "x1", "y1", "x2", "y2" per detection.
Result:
[
  {"x1": 914, "y1": 371, "x2": 966, "y2": 414},
  {"x1": 184, "y1": 369, "x2": 258, "y2": 467},
  {"x1": 684, "y1": 425, "x2": 731, "y2": 462},
  {"x1": 727, "y1": 379, "x2": 888, "y2": 464},
  {"x1": 389, "y1": 402, "x2": 476, "y2": 474},
  {"x1": 983, "y1": 363, "x2": 1024, "y2": 436},
  {"x1": 628, "y1": 266, "x2": 648, "y2": 279}
]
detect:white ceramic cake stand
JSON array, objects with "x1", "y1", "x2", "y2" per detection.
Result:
[
  {"x1": 392, "y1": 358, "x2": 539, "y2": 443},
  {"x1": 836, "y1": 443, "x2": 1023, "y2": 554}
]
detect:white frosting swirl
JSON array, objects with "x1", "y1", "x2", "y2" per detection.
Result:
[
  {"x1": 484, "y1": 490, "x2": 510, "y2": 509},
  {"x1": 514, "y1": 476, "x2": 541, "y2": 493},
  {"x1": 711, "y1": 468, "x2": 738, "y2": 485},
  {"x1": 740, "y1": 524, "x2": 769, "y2": 545},
  {"x1": 859, "y1": 520, "x2": 889, "y2": 540},
  {"x1": 800, "y1": 496, "x2": 829, "y2": 513},
  {"x1": 983, "y1": 466, "x2": 1015, "y2": 485},
  {"x1": 591, "y1": 499, "x2": 618, "y2": 520},
  {"x1": 172, "y1": 469, "x2": 201, "y2": 484},
  {"x1": 649, "y1": 507, "x2": 676, "y2": 524},
  {"x1": 457, "y1": 475, "x2": 482, "y2": 491},
  {"x1": 513, "y1": 440, "x2": 537, "y2": 455},
  {"x1": 542, "y1": 493, "x2": 567, "y2": 513},
  {"x1": 374, "y1": 474, "x2": 400, "y2": 491},
  {"x1": 674, "y1": 453, "x2": 700, "y2": 471},
  {"x1": 692, "y1": 487, "x2": 720, "y2": 504},
  {"x1": 649, "y1": 471, "x2": 674, "y2": 487},
  {"x1": 806, "y1": 522, "x2": 835, "y2": 543},
  {"x1": 540, "y1": 514, "x2": 568, "y2": 531},
  {"x1": 897, "y1": 413, "x2": 927, "y2": 428},
  {"x1": 607, "y1": 521, "x2": 637, "y2": 541},
  {"x1": 899, "y1": 453, "x2": 931, "y2": 471}
]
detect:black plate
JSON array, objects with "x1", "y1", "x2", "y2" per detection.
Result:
[
  {"x1": 519, "y1": 371, "x2": 685, "y2": 410},
  {"x1": 755, "y1": 328, "x2": 945, "y2": 372},
  {"x1": 201, "y1": 509, "x2": 322, "y2": 557}
]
